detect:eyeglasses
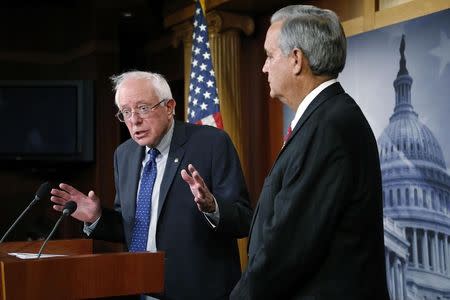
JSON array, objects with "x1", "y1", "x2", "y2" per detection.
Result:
[{"x1": 115, "y1": 99, "x2": 167, "y2": 122}]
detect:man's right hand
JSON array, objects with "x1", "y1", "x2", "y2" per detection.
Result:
[{"x1": 50, "y1": 183, "x2": 102, "y2": 223}]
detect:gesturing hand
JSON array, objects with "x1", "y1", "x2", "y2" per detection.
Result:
[
  {"x1": 50, "y1": 183, "x2": 102, "y2": 223},
  {"x1": 181, "y1": 164, "x2": 216, "y2": 213}
]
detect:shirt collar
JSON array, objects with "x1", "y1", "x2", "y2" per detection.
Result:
[
  {"x1": 291, "y1": 79, "x2": 338, "y2": 130},
  {"x1": 145, "y1": 119, "x2": 174, "y2": 157}
]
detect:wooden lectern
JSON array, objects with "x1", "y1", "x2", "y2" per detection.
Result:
[{"x1": 0, "y1": 239, "x2": 164, "y2": 299}]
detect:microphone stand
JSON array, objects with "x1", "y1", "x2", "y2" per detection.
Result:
[
  {"x1": 0, "y1": 198, "x2": 39, "y2": 243},
  {"x1": 36, "y1": 214, "x2": 65, "y2": 259},
  {"x1": 0, "y1": 181, "x2": 50, "y2": 243},
  {"x1": 37, "y1": 201, "x2": 77, "y2": 259}
]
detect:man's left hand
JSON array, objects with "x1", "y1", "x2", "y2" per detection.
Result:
[{"x1": 181, "y1": 164, "x2": 216, "y2": 213}]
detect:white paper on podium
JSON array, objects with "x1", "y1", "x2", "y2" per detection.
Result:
[{"x1": 8, "y1": 252, "x2": 66, "y2": 259}]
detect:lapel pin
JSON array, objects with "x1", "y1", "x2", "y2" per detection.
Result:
[{"x1": 174, "y1": 158, "x2": 179, "y2": 163}]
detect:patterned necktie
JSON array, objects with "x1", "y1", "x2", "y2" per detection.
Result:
[{"x1": 129, "y1": 148, "x2": 159, "y2": 252}]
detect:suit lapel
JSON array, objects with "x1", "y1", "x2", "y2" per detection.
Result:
[
  {"x1": 157, "y1": 121, "x2": 186, "y2": 219},
  {"x1": 127, "y1": 144, "x2": 145, "y2": 218},
  {"x1": 247, "y1": 199, "x2": 260, "y2": 251}
]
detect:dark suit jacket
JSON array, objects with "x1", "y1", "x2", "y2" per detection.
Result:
[
  {"x1": 231, "y1": 83, "x2": 390, "y2": 300},
  {"x1": 92, "y1": 120, "x2": 252, "y2": 300}
]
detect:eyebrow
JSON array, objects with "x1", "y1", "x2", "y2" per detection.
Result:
[{"x1": 119, "y1": 101, "x2": 152, "y2": 110}]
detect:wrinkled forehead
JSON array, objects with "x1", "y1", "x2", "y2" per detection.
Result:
[{"x1": 264, "y1": 21, "x2": 283, "y2": 51}]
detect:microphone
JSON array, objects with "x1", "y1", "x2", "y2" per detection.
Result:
[
  {"x1": 0, "y1": 181, "x2": 51, "y2": 243},
  {"x1": 62, "y1": 201, "x2": 78, "y2": 216},
  {"x1": 37, "y1": 201, "x2": 77, "y2": 259}
]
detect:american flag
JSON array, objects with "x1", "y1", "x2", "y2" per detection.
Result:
[{"x1": 187, "y1": 0, "x2": 223, "y2": 129}]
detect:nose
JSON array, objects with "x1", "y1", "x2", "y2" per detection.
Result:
[
  {"x1": 262, "y1": 58, "x2": 268, "y2": 73},
  {"x1": 129, "y1": 111, "x2": 143, "y2": 125}
]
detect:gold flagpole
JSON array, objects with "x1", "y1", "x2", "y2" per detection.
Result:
[{"x1": 199, "y1": 0, "x2": 206, "y2": 12}]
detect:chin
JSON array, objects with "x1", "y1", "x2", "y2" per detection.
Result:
[
  {"x1": 133, "y1": 137, "x2": 152, "y2": 147},
  {"x1": 269, "y1": 90, "x2": 276, "y2": 98},
  {"x1": 270, "y1": 92, "x2": 281, "y2": 100}
]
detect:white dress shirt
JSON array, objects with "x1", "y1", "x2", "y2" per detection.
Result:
[{"x1": 140, "y1": 121, "x2": 174, "y2": 252}]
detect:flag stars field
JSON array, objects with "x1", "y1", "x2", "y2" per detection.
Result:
[{"x1": 187, "y1": 0, "x2": 223, "y2": 129}]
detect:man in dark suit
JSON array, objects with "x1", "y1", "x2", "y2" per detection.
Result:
[
  {"x1": 50, "y1": 71, "x2": 252, "y2": 300},
  {"x1": 228, "y1": 4, "x2": 389, "y2": 299}
]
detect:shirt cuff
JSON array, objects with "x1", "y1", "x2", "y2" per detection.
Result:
[
  {"x1": 83, "y1": 216, "x2": 101, "y2": 236},
  {"x1": 203, "y1": 195, "x2": 220, "y2": 228}
]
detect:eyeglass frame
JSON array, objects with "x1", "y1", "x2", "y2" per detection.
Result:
[{"x1": 115, "y1": 99, "x2": 169, "y2": 122}]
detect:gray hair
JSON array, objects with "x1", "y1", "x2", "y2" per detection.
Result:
[
  {"x1": 271, "y1": 5, "x2": 347, "y2": 77},
  {"x1": 110, "y1": 71, "x2": 173, "y2": 107}
]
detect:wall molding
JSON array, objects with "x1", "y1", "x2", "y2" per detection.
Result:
[{"x1": 343, "y1": 0, "x2": 450, "y2": 37}]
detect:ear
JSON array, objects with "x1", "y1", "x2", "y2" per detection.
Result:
[
  {"x1": 166, "y1": 99, "x2": 176, "y2": 116},
  {"x1": 291, "y1": 48, "x2": 303, "y2": 75}
]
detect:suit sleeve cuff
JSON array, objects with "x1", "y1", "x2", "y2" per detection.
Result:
[
  {"x1": 83, "y1": 216, "x2": 101, "y2": 236},
  {"x1": 203, "y1": 195, "x2": 220, "y2": 228}
]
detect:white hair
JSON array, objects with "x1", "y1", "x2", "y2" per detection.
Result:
[
  {"x1": 110, "y1": 71, "x2": 173, "y2": 107},
  {"x1": 271, "y1": 5, "x2": 347, "y2": 77}
]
